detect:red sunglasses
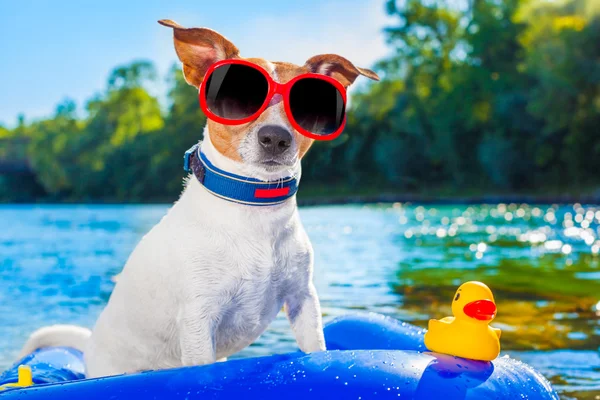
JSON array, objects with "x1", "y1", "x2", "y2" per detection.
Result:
[{"x1": 199, "y1": 59, "x2": 347, "y2": 140}]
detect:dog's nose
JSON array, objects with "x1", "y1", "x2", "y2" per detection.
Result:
[{"x1": 257, "y1": 125, "x2": 292, "y2": 156}]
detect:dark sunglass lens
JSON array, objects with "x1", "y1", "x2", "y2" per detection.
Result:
[
  {"x1": 289, "y1": 78, "x2": 345, "y2": 136},
  {"x1": 204, "y1": 64, "x2": 268, "y2": 120}
]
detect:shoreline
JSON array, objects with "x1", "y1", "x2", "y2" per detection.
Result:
[
  {"x1": 2, "y1": 193, "x2": 600, "y2": 206},
  {"x1": 297, "y1": 193, "x2": 600, "y2": 206}
]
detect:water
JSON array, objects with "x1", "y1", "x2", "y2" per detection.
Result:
[{"x1": 0, "y1": 203, "x2": 598, "y2": 399}]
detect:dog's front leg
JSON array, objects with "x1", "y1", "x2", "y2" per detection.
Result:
[
  {"x1": 285, "y1": 283, "x2": 326, "y2": 353},
  {"x1": 179, "y1": 303, "x2": 217, "y2": 366}
]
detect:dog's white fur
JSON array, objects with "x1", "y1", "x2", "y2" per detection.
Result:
[
  {"x1": 20, "y1": 126, "x2": 326, "y2": 377},
  {"x1": 18, "y1": 19, "x2": 383, "y2": 378}
]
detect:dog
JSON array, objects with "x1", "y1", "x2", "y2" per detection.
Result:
[{"x1": 19, "y1": 20, "x2": 379, "y2": 378}]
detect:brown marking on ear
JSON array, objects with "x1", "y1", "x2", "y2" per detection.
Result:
[
  {"x1": 158, "y1": 19, "x2": 239, "y2": 87},
  {"x1": 304, "y1": 54, "x2": 379, "y2": 87}
]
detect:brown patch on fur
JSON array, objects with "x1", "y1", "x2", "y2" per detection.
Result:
[
  {"x1": 271, "y1": 61, "x2": 308, "y2": 83},
  {"x1": 160, "y1": 21, "x2": 378, "y2": 164},
  {"x1": 244, "y1": 58, "x2": 274, "y2": 73},
  {"x1": 199, "y1": 58, "x2": 316, "y2": 162},
  {"x1": 207, "y1": 120, "x2": 248, "y2": 162}
]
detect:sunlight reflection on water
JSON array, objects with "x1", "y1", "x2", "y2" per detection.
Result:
[{"x1": 0, "y1": 203, "x2": 598, "y2": 398}]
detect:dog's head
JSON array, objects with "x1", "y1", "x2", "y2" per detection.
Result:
[{"x1": 159, "y1": 20, "x2": 379, "y2": 177}]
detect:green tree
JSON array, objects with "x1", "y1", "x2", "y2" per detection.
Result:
[
  {"x1": 75, "y1": 60, "x2": 165, "y2": 200},
  {"x1": 27, "y1": 99, "x2": 83, "y2": 196},
  {"x1": 158, "y1": 64, "x2": 209, "y2": 196},
  {"x1": 519, "y1": 0, "x2": 600, "y2": 186},
  {"x1": 2, "y1": 0, "x2": 599, "y2": 202}
]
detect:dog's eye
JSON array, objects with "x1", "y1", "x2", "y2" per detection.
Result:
[{"x1": 454, "y1": 293, "x2": 460, "y2": 301}]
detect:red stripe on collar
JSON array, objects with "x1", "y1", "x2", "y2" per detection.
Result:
[{"x1": 254, "y1": 187, "x2": 291, "y2": 199}]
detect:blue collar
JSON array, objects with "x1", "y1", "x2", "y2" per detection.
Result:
[{"x1": 183, "y1": 143, "x2": 299, "y2": 206}]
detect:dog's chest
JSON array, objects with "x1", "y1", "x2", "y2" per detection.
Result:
[
  {"x1": 171, "y1": 186, "x2": 309, "y2": 357},
  {"x1": 206, "y1": 237, "x2": 296, "y2": 355},
  {"x1": 215, "y1": 277, "x2": 282, "y2": 351}
]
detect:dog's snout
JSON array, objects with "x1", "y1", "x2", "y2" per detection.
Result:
[{"x1": 257, "y1": 125, "x2": 292, "y2": 156}]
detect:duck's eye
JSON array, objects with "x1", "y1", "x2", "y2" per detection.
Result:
[{"x1": 454, "y1": 293, "x2": 461, "y2": 301}]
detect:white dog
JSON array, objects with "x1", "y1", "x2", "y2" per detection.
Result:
[{"x1": 19, "y1": 20, "x2": 379, "y2": 378}]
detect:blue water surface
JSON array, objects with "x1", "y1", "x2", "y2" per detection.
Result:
[{"x1": 0, "y1": 204, "x2": 598, "y2": 399}]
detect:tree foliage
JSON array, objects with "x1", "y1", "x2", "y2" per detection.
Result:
[{"x1": 0, "y1": 0, "x2": 598, "y2": 202}]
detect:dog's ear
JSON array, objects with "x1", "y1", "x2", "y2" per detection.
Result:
[
  {"x1": 159, "y1": 19, "x2": 240, "y2": 88},
  {"x1": 304, "y1": 54, "x2": 380, "y2": 88}
]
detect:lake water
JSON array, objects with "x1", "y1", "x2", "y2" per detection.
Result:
[{"x1": 0, "y1": 203, "x2": 598, "y2": 399}]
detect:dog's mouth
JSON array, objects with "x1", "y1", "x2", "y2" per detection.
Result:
[
  {"x1": 261, "y1": 159, "x2": 285, "y2": 167},
  {"x1": 258, "y1": 158, "x2": 295, "y2": 173}
]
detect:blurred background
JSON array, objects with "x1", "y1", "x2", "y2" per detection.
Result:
[{"x1": 1, "y1": 0, "x2": 599, "y2": 399}]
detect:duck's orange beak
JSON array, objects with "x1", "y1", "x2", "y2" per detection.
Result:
[{"x1": 463, "y1": 299, "x2": 496, "y2": 320}]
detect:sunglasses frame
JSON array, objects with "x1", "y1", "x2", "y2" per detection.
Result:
[{"x1": 198, "y1": 59, "x2": 347, "y2": 141}]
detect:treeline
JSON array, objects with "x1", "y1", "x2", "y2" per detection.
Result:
[{"x1": 1, "y1": 0, "x2": 599, "y2": 202}]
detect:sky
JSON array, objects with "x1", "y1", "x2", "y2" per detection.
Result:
[{"x1": 0, "y1": 0, "x2": 393, "y2": 127}]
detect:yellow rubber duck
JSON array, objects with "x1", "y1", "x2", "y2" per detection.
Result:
[{"x1": 424, "y1": 281, "x2": 501, "y2": 361}]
